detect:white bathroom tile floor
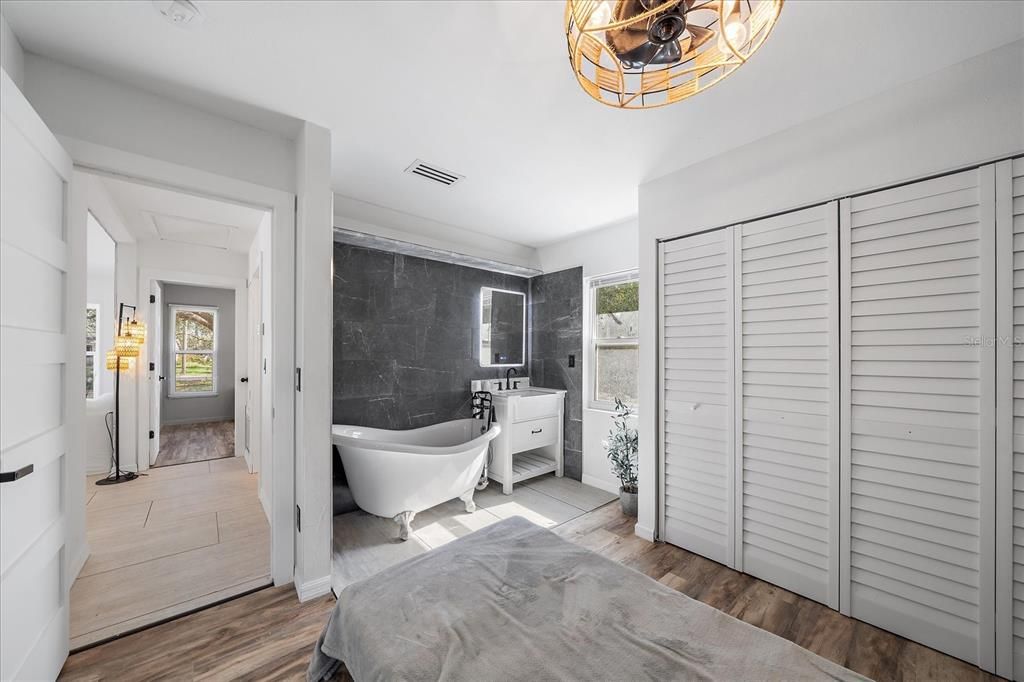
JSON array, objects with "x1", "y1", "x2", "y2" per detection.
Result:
[{"x1": 332, "y1": 475, "x2": 617, "y2": 594}]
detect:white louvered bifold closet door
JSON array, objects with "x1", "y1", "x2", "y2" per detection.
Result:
[
  {"x1": 660, "y1": 228, "x2": 735, "y2": 566},
  {"x1": 736, "y1": 204, "x2": 839, "y2": 608},
  {"x1": 840, "y1": 167, "x2": 996, "y2": 668},
  {"x1": 996, "y1": 157, "x2": 1024, "y2": 680}
]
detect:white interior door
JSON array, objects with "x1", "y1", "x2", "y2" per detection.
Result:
[
  {"x1": 659, "y1": 227, "x2": 736, "y2": 567},
  {"x1": 246, "y1": 265, "x2": 261, "y2": 475},
  {"x1": 149, "y1": 280, "x2": 163, "y2": 463},
  {"x1": 735, "y1": 203, "x2": 840, "y2": 608},
  {"x1": 840, "y1": 167, "x2": 995, "y2": 668},
  {"x1": 0, "y1": 70, "x2": 75, "y2": 680}
]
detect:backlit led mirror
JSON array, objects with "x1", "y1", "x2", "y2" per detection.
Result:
[{"x1": 480, "y1": 287, "x2": 525, "y2": 367}]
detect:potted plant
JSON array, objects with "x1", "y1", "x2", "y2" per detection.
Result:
[{"x1": 604, "y1": 398, "x2": 638, "y2": 517}]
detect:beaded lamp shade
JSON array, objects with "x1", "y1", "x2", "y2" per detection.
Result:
[
  {"x1": 113, "y1": 334, "x2": 141, "y2": 359},
  {"x1": 122, "y1": 318, "x2": 146, "y2": 344},
  {"x1": 565, "y1": 0, "x2": 783, "y2": 109},
  {"x1": 105, "y1": 350, "x2": 135, "y2": 372}
]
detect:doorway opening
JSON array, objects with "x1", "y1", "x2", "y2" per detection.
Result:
[
  {"x1": 73, "y1": 169, "x2": 274, "y2": 650},
  {"x1": 152, "y1": 290, "x2": 236, "y2": 468}
]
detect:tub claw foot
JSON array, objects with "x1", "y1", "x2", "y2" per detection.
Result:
[
  {"x1": 393, "y1": 511, "x2": 416, "y2": 541},
  {"x1": 459, "y1": 489, "x2": 476, "y2": 513}
]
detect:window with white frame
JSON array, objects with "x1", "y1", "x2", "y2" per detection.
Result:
[
  {"x1": 86, "y1": 304, "x2": 99, "y2": 399},
  {"x1": 169, "y1": 305, "x2": 218, "y2": 397},
  {"x1": 590, "y1": 273, "x2": 639, "y2": 409}
]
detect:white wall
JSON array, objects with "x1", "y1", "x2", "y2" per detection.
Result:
[
  {"x1": 0, "y1": 14, "x2": 24, "y2": 91},
  {"x1": 537, "y1": 217, "x2": 638, "y2": 276},
  {"x1": 77, "y1": 173, "x2": 137, "y2": 475},
  {"x1": 335, "y1": 194, "x2": 540, "y2": 271},
  {"x1": 137, "y1": 240, "x2": 248, "y2": 280},
  {"x1": 86, "y1": 213, "x2": 116, "y2": 397},
  {"x1": 295, "y1": 122, "x2": 334, "y2": 600},
  {"x1": 537, "y1": 218, "x2": 640, "y2": 494},
  {"x1": 23, "y1": 54, "x2": 295, "y2": 193},
  {"x1": 85, "y1": 212, "x2": 116, "y2": 474},
  {"x1": 635, "y1": 39, "x2": 1024, "y2": 541}
]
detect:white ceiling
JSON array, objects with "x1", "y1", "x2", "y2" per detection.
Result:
[
  {"x1": 98, "y1": 175, "x2": 266, "y2": 254},
  {"x1": 4, "y1": 1, "x2": 1023, "y2": 247}
]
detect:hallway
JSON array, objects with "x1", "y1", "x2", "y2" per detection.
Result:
[{"x1": 72, "y1": 457, "x2": 269, "y2": 649}]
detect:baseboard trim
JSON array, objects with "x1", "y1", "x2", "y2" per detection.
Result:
[
  {"x1": 296, "y1": 575, "x2": 332, "y2": 602},
  {"x1": 68, "y1": 543, "x2": 90, "y2": 584},
  {"x1": 634, "y1": 523, "x2": 656, "y2": 542},
  {"x1": 258, "y1": 487, "x2": 271, "y2": 523},
  {"x1": 581, "y1": 474, "x2": 619, "y2": 495}
]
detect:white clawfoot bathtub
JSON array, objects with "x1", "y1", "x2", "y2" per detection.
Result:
[{"x1": 331, "y1": 419, "x2": 500, "y2": 540}]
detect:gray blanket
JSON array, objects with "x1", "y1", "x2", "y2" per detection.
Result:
[{"x1": 309, "y1": 516, "x2": 867, "y2": 681}]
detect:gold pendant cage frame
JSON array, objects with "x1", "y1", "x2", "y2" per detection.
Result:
[{"x1": 565, "y1": 0, "x2": 783, "y2": 109}]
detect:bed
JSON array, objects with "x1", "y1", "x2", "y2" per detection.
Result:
[{"x1": 309, "y1": 516, "x2": 867, "y2": 681}]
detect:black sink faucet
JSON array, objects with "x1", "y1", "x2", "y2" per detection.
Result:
[{"x1": 505, "y1": 367, "x2": 519, "y2": 391}]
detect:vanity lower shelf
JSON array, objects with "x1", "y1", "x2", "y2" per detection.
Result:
[
  {"x1": 489, "y1": 448, "x2": 558, "y2": 488},
  {"x1": 509, "y1": 449, "x2": 557, "y2": 482}
]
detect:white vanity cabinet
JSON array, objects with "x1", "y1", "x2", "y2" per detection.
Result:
[{"x1": 489, "y1": 388, "x2": 566, "y2": 494}]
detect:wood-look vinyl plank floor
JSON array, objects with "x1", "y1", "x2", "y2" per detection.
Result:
[
  {"x1": 63, "y1": 501, "x2": 1000, "y2": 681},
  {"x1": 72, "y1": 454, "x2": 269, "y2": 650},
  {"x1": 153, "y1": 420, "x2": 235, "y2": 468}
]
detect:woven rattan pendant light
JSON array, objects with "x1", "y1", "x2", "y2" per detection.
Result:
[{"x1": 565, "y1": 0, "x2": 783, "y2": 109}]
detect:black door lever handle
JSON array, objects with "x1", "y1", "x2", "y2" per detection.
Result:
[
  {"x1": 0, "y1": 464, "x2": 33, "y2": 483},
  {"x1": 240, "y1": 377, "x2": 249, "y2": 383}
]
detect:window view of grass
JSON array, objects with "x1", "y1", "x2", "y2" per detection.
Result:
[{"x1": 173, "y1": 309, "x2": 215, "y2": 394}]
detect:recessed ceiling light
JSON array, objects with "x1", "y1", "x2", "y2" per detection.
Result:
[{"x1": 152, "y1": 0, "x2": 203, "y2": 28}]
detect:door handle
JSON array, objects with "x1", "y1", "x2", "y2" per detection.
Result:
[
  {"x1": 158, "y1": 376, "x2": 165, "y2": 381},
  {"x1": 240, "y1": 377, "x2": 249, "y2": 383},
  {"x1": 531, "y1": 428, "x2": 543, "y2": 434},
  {"x1": 0, "y1": 463, "x2": 33, "y2": 483}
]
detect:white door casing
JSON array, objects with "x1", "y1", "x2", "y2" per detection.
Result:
[
  {"x1": 246, "y1": 265, "x2": 262, "y2": 475},
  {"x1": 149, "y1": 280, "x2": 163, "y2": 463},
  {"x1": 840, "y1": 167, "x2": 996, "y2": 668},
  {"x1": 735, "y1": 203, "x2": 840, "y2": 608},
  {"x1": 659, "y1": 227, "x2": 736, "y2": 567},
  {"x1": 0, "y1": 69, "x2": 75, "y2": 681}
]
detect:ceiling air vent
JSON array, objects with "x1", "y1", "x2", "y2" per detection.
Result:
[{"x1": 404, "y1": 160, "x2": 464, "y2": 187}]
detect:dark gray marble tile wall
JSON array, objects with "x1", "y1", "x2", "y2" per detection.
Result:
[
  {"x1": 333, "y1": 244, "x2": 585, "y2": 481},
  {"x1": 528, "y1": 267, "x2": 584, "y2": 481},
  {"x1": 333, "y1": 243, "x2": 530, "y2": 430}
]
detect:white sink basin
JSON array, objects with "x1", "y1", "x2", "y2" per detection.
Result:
[{"x1": 495, "y1": 388, "x2": 564, "y2": 422}]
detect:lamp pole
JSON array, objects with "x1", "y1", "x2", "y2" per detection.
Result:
[{"x1": 96, "y1": 303, "x2": 140, "y2": 486}]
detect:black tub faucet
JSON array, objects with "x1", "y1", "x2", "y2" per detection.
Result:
[{"x1": 505, "y1": 367, "x2": 518, "y2": 391}]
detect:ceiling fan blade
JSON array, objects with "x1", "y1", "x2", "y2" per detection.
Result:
[
  {"x1": 686, "y1": 24, "x2": 715, "y2": 49},
  {"x1": 607, "y1": 26, "x2": 653, "y2": 55}
]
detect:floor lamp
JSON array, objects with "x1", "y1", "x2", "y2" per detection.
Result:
[{"x1": 96, "y1": 303, "x2": 146, "y2": 486}]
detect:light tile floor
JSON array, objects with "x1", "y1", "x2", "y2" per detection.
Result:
[
  {"x1": 332, "y1": 474, "x2": 617, "y2": 593},
  {"x1": 72, "y1": 457, "x2": 270, "y2": 649}
]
